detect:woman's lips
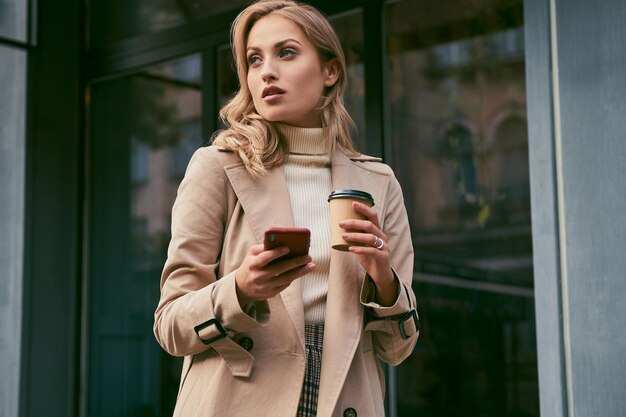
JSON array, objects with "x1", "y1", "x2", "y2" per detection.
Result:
[
  {"x1": 262, "y1": 86, "x2": 286, "y2": 103},
  {"x1": 263, "y1": 92, "x2": 285, "y2": 103}
]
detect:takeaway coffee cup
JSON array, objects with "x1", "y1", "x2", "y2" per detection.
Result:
[{"x1": 328, "y1": 189, "x2": 375, "y2": 251}]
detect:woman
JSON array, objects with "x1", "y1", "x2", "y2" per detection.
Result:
[{"x1": 154, "y1": 1, "x2": 420, "y2": 416}]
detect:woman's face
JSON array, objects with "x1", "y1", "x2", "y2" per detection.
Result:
[{"x1": 245, "y1": 13, "x2": 338, "y2": 128}]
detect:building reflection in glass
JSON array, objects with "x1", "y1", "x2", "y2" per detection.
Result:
[
  {"x1": 89, "y1": 54, "x2": 201, "y2": 417},
  {"x1": 385, "y1": 0, "x2": 538, "y2": 415}
]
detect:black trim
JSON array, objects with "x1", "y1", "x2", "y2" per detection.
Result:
[
  {"x1": 203, "y1": 47, "x2": 217, "y2": 141},
  {"x1": 0, "y1": 36, "x2": 33, "y2": 50},
  {"x1": 194, "y1": 318, "x2": 229, "y2": 345},
  {"x1": 363, "y1": 0, "x2": 385, "y2": 158},
  {"x1": 28, "y1": 0, "x2": 37, "y2": 46},
  {"x1": 398, "y1": 309, "x2": 420, "y2": 340}
]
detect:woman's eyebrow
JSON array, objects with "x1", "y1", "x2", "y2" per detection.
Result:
[
  {"x1": 274, "y1": 38, "x2": 303, "y2": 48},
  {"x1": 247, "y1": 38, "x2": 303, "y2": 52}
]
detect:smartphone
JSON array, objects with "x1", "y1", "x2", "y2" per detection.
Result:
[{"x1": 263, "y1": 227, "x2": 311, "y2": 259}]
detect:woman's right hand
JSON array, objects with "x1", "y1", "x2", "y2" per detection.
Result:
[{"x1": 235, "y1": 244, "x2": 315, "y2": 306}]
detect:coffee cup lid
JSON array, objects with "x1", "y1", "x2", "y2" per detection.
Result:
[{"x1": 328, "y1": 189, "x2": 374, "y2": 206}]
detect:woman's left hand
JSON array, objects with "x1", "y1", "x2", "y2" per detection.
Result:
[{"x1": 339, "y1": 201, "x2": 398, "y2": 306}]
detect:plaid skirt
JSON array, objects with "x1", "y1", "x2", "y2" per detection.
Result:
[{"x1": 296, "y1": 324, "x2": 324, "y2": 417}]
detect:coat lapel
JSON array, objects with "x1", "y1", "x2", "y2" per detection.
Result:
[
  {"x1": 317, "y1": 150, "x2": 390, "y2": 417},
  {"x1": 223, "y1": 161, "x2": 306, "y2": 350}
]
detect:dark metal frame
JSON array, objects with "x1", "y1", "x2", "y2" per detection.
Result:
[{"x1": 20, "y1": 0, "x2": 86, "y2": 416}]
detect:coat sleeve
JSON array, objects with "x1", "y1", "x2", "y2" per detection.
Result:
[
  {"x1": 153, "y1": 147, "x2": 268, "y2": 358},
  {"x1": 359, "y1": 171, "x2": 420, "y2": 366}
]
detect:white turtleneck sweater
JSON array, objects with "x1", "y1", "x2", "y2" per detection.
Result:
[{"x1": 277, "y1": 123, "x2": 332, "y2": 325}]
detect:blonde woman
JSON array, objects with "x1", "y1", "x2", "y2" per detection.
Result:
[{"x1": 154, "y1": 1, "x2": 420, "y2": 416}]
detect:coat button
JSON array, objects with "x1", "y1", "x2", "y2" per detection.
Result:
[
  {"x1": 343, "y1": 408, "x2": 357, "y2": 417},
  {"x1": 238, "y1": 336, "x2": 253, "y2": 351}
]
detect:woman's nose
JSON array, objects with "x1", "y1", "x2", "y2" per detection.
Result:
[{"x1": 261, "y1": 59, "x2": 278, "y2": 82}]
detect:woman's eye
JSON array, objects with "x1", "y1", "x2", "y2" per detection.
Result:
[
  {"x1": 248, "y1": 55, "x2": 261, "y2": 65},
  {"x1": 279, "y1": 48, "x2": 296, "y2": 58}
]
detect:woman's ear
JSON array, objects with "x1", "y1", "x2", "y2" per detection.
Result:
[{"x1": 323, "y1": 58, "x2": 340, "y2": 88}]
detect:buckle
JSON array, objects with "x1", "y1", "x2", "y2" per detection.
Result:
[
  {"x1": 194, "y1": 318, "x2": 229, "y2": 345},
  {"x1": 398, "y1": 309, "x2": 420, "y2": 340}
]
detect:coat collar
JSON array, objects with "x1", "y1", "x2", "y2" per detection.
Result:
[{"x1": 222, "y1": 149, "x2": 391, "y2": 416}]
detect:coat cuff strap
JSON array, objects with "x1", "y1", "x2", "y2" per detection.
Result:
[
  {"x1": 194, "y1": 318, "x2": 229, "y2": 345},
  {"x1": 398, "y1": 309, "x2": 420, "y2": 340}
]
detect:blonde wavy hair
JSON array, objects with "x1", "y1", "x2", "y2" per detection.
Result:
[{"x1": 211, "y1": 0, "x2": 359, "y2": 177}]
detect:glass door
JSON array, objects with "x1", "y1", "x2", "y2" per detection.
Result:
[
  {"x1": 384, "y1": 0, "x2": 539, "y2": 415},
  {"x1": 87, "y1": 53, "x2": 202, "y2": 417}
]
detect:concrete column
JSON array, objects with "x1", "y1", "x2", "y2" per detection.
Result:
[
  {"x1": 0, "y1": 46, "x2": 26, "y2": 417},
  {"x1": 526, "y1": 0, "x2": 626, "y2": 416}
]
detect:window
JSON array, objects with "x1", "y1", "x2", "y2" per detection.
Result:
[
  {"x1": 385, "y1": 0, "x2": 538, "y2": 415},
  {"x1": 88, "y1": 54, "x2": 202, "y2": 417}
]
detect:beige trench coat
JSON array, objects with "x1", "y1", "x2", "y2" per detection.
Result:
[{"x1": 154, "y1": 145, "x2": 420, "y2": 417}]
